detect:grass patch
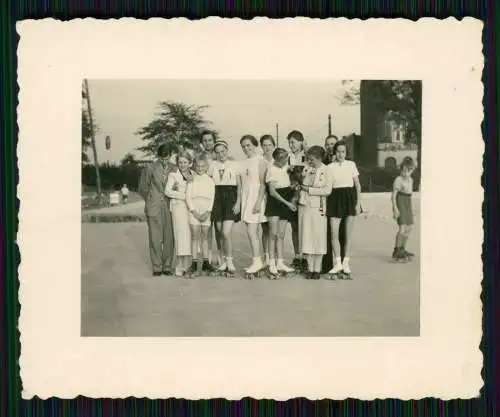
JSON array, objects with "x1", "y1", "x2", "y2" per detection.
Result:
[{"x1": 82, "y1": 213, "x2": 146, "y2": 223}]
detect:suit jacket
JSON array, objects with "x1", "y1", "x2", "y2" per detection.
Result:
[{"x1": 139, "y1": 160, "x2": 176, "y2": 216}]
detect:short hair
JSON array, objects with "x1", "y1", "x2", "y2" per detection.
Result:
[
  {"x1": 324, "y1": 134, "x2": 338, "y2": 143},
  {"x1": 240, "y1": 134, "x2": 259, "y2": 147},
  {"x1": 260, "y1": 134, "x2": 276, "y2": 147},
  {"x1": 400, "y1": 156, "x2": 416, "y2": 170},
  {"x1": 194, "y1": 152, "x2": 209, "y2": 165},
  {"x1": 332, "y1": 140, "x2": 348, "y2": 155},
  {"x1": 157, "y1": 143, "x2": 172, "y2": 158},
  {"x1": 200, "y1": 130, "x2": 215, "y2": 142},
  {"x1": 272, "y1": 147, "x2": 288, "y2": 161},
  {"x1": 306, "y1": 145, "x2": 325, "y2": 161},
  {"x1": 176, "y1": 151, "x2": 193, "y2": 165},
  {"x1": 287, "y1": 130, "x2": 305, "y2": 143}
]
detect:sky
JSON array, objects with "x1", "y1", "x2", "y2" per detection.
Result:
[{"x1": 86, "y1": 79, "x2": 360, "y2": 163}]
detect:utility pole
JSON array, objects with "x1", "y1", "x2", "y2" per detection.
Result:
[
  {"x1": 275, "y1": 123, "x2": 279, "y2": 147},
  {"x1": 328, "y1": 114, "x2": 332, "y2": 136},
  {"x1": 83, "y1": 79, "x2": 102, "y2": 200}
]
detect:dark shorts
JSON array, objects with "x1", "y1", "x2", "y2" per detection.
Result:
[
  {"x1": 327, "y1": 186, "x2": 358, "y2": 218},
  {"x1": 265, "y1": 186, "x2": 294, "y2": 221},
  {"x1": 211, "y1": 185, "x2": 241, "y2": 222},
  {"x1": 396, "y1": 192, "x2": 413, "y2": 225}
]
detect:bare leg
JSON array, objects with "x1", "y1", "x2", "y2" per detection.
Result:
[
  {"x1": 267, "y1": 217, "x2": 279, "y2": 262},
  {"x1": 190, "y1": 225, "x2": 201, "y2": 267},
  {"x1": 200, "y1": 225, "x2": 210, "y2": 261},
  {"x1": 246, "y1": 223, "x2": 262, "y2": 259},
  {"x1": 276, "y1": 219, "x2": 288, "y2": 262},
  {"x1": 343, "y1": 216, "x2": 355, "y2": 258},
  {"x1": 221, "y1": 220, "x2": 235, "y2": 259},
  {"x1": 261, "y1": 222, "x2": 270, "y2": 263},
  {"x1": 329, "y1": 217, "x2": 342, "y2": 263}
]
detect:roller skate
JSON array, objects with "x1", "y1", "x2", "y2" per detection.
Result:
[
  {"x1": 311, "y1": 272, "x2": 321, "y2": 280},
  {"x1": 300, "y1": 259, "x2": 308, "y2": 273},
  {"x1": 402, "y1": 248, "x2": 415, "y2": 259},
  {"x1": 340, "y1": 259, "x2": 353, "y2": 280},
  {"x1": 202, "y1": 259, "x2": 217, "y2": 276},
  {"x1": 392, "y1": 247, "x2": 410, "y2": 263},
  {"x1": 244, "y1": 258, "x2": 265, "y2": 280},
  {"x1": 327, "y1": 263, "x2": 343, "y2": 280},
  {"x1": 185, "y1": 261, "x2": 200, "y2": 279},
  {"x1": 276, "y1": 260, "x2": 294, "y2": 278},
  {"x1": 267, "y1": 261, "x2": 280, "y2": 280},
  {"x1": 292, "y1": 258, "x2": 302, "y2": 270}
]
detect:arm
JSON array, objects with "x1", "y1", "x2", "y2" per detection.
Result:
[
  {"x1": 164, "y1": 173, "x2": 186, "y2": 200},
  {"x1": 354, "y1": 175, "x2": 362, "y2": 212},
  {"x1": 207, "y1": 178, "x2": 216, "y2": 212},
  {"x1": 253, "y1": 160, "x2": 267, "y2": 210},
  {"x1": 268, "y1": 181, "x2": 296, "y2": 210},
  {"x1": 307, "y1": 168, "x2": 333, "y2": 196},
  {"x1": 185, "y1": 181, "x2": 194, "y2": 212},
  {"x1": 233, "y1": 172, "x2": 242, "y2": 214},
  {"x1": 391, "y1": 177, "x2": 401, "y2": 218},
  {"x1": 138, "y1": 165, "x2": 151, "y2": 200}
]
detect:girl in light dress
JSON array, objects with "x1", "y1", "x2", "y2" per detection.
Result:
[
  {"x1": 185, "y1": 153, "x2": 216, "y2": 277},
  {"x1": 240, "y1": 134, "x2": 268, "y2": 275},
  {"x1": 326, "y1": 141, "x2": 362, "y2": 277},
  {"x1": 164, "y1": 151, "x2": 193, "y2": 276},
  {"x1": 298, "y1": 146, "x2": 332, "y2": 280},
  {"x1": 210, "y1": 140, "x2": 241, "y2": 275},
  {"x1": 264, "y1": 148, "x2": 297, "y2": 277},
  {"x1": 286, "y1": 130, "x2": 307, "y2": 272},
  {"x1": 259, "y1": 134, "x2": 276, "y2": 266}
]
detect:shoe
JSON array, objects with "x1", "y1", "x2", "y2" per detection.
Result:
[
  {"x1": 304, "y1": 271, "x2": 313, "y2": 280},
  {"x1": 246, "y1": 259, "x2": 264, "y2": 274},
  {"x1": 292, "y1": 258, "x2": 301, "y2": 269},
  {"x1": 403, "y1": 249, "x2": 415, "y2": 257},
  {"x1": 276, "y1": 260, "x2": 294, "y2": 273},
  {"x1": 342, "y1": 260, "x2": 351, "y2": 275},
  {"x1": 152, "y1": 271, "x2": 162, "y2": 277},
  {"x1": 202, "y1": 260, "x2": 216, "y2": 273},
  {"x1": 301, "y1": 259, "x2": 308, "y2": 272},
  {"x1": 162, "y1": 269, "x2": 173, "y2": 276},
  {"x1": 312, "y1": 272, "x2": 321, "y2": 280},
  {"x1": 328, "y1": 263, "x2": 343, "y2": 275},
  {"x1": 216, "y1": 262, "x2": 228, "y2": 272}
]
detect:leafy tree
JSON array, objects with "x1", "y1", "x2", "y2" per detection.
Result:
[
  {"x1": 120, "y1": 152, "x2": 137, "y2": 166},
  {"x1": 135, "y1": 101, "x2": 217, "y2": 157},
  {"x1": 340, "y1": 80, "x2": 422, "y2": 169}
]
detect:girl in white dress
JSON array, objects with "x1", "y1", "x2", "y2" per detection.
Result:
[
  {"x1": 240, "y1": 134, "x2": 268, "y2": 276},
  {"x1": 299, "y1": 146, "x2": 333, "y2": 280},
  {"x1": 326, "y1": 141, "x2": 362, "y2": 277},
  {"x1": 164, "y1": 151, "x2": 193, "y2": 276},
  {"x1": 185, "y1": 153, "x2": 216, "y2": 277},
  {"x1": 210, "y1": 140, "x2": 241, "y2": 275},
  {"x1": 259, "y1": 134, "x2": 276, "y2": 266}
]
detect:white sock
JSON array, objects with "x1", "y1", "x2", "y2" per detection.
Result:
[
  {"x1": 343, "y1": 257, "x2": 350, "y2": 265},
  {"x1": 335, "y1": 257, "x2": 342, "y2": 266}
]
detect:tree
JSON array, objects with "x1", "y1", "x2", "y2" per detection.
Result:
[
  {"x1": 135, "y1": 101, "x2": 217, "y2": 157},
  {"x1": 340, "y1": 80, "x2": 422, "y2": 169},
  {"x1": 120, "y1": 152, "x2": 137, "y2": 166},
  {"x1": 81, "y1": 90, "x2": 100, "y2": 165}
]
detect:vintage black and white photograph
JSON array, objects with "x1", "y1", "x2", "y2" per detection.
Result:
[{"x1": 81, "y1": 79, "x2": 421, "y2": 337}]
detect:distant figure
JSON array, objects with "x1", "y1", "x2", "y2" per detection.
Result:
[
  {"x1": 138, "y1": 144, "x2": 176, "y2": 276},
  {"x1": 391, "y1": 157, "x2": 416, "y2": 261},
  {"x1": 120, "y1": 184, "x2": 130, "y2": 204}
]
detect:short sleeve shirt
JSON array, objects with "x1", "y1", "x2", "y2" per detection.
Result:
[
  {"x1": 328, "y1": 160, "x2": 359, "y2": 188},
  {"x1": 211, "y1": 160, "x2": 240, "y2": 186},
  {"x1": 266, "y1": 165, "x2": 291, "y2": 188}
]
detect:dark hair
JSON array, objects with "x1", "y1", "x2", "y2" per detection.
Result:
[
  {"x1": 400, "y1": 156, "x2": 416, "y2": 171},
  {"x1": 332, "y1": 140, "x2": 348, "y2": 156},
  {"x1": 287, "y1": 130, "x2": 304, "y2": 143},
  {"x1": 240, "y1": 134, "x2": 258, "y2": 147},
  {"x1": 324, "y1": 134, "x2": 338, "y2": 144},
  {"x1": 200, "y1": 130, "x2": 215, "y2": 142},
  {"x1": 260, "y1": 134, "x2": 276, "y2": 147},
  {"x1": 272, "y1": 147, "x2": 288, "y2": 161},
  {"x1": 306, "y1": 145, "x2": 325, "y2": 161},
  {"x1": 157, "y1": 143, "x2": 172, "y2": 158}
]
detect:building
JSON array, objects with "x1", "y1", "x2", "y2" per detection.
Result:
[{"x1": 359, "y1": 81, "x2": 418, "y2": 169}]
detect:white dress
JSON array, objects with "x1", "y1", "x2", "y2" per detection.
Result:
[
  {"x1": 164, "y1": 170, "x2": 191, "y2": 256},
  {"x1": 301, "y1": 164, "x2": 332, "y2": 255},
  {"x1": 240, "y1": 155, "x2": 267, "y2": 224},
  {"x1": 185, "y1": 173, "x2": 216, "y2": 227}
]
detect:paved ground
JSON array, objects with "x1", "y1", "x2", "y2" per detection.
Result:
[{"x1": 81, "y1": 200, "x2": 420, "y2": 337}]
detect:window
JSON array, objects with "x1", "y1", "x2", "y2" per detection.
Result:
[{"x1": 384, "y1": 157, "x2": 397, "y2": 170}]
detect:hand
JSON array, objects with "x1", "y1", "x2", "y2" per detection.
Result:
[
  {"x1": 232, "y1": 203, "x2": 241, "y2": 215},
  {"x1": 355, "y1": 204, "x2": 361, "y2": 215},
  {"x1": 393, "y1": 209, "x2": 400, "y2": 220},
  {"x1": 252, "y1": 203, "x2": 261, "y2": 214},
  {"x1": 301, "y1": 185, "x2": 309, "y2": 193},
  {"x1": 287, "y1": 202, "x2": 298, "y2": 212},
  {"x1": 191, "y1": 210, "x2": 201, "y2": 221},
  {"x1": 201, "y1": 211, "x2": 210, "y2": 222}
]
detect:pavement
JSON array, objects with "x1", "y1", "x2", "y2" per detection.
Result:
[{"x1": 81, "y1": 196, "x2": 420, "y2": 337}]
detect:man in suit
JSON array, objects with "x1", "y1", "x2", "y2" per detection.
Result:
[
  {"x1": 139, "y1": 143, "x2": 176, "y2": 276},
  {"x1": 321, "y1": 135, "x2": 347, "y2": 273}
]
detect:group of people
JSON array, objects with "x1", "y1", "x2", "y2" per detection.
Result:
[{"x1": 138, "y1": 129, "x2": 416, "y2": 279}]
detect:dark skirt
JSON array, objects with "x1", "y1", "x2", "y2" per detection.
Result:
[
  {"x1": 396, "y1": 192, "x2": 413, "y2": 225},
  {"x1": 327, "y1": 187, "x2": 358, "y2": 218},
  {"x1": 212, "y1": 185, "x2": 241, "y2": 222},
  {"x1": 265, "y1": 186, "x2": 294, "y2": 221}
]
